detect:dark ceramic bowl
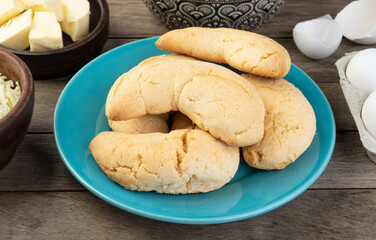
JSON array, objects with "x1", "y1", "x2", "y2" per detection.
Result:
[
  {"x1": 0, "y1": 0, "x2": 109, "y2": 79},
  {"x1": 143, "y1": 0, "x2": 285, "y2": 31},
  {"x1": 0, "y1": 48, "x2": 34, "y2": 170}
]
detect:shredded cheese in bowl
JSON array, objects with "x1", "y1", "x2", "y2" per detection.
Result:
[{"x1": 0, "y1": 73, "x2": 21, "y2": 120}]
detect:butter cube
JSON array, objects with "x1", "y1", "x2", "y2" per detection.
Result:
[
  {"x1": 0, "y1": 9, "x2": 33, "y2": 50},
  {"x1": 22, "y1": 0, "x2": 64, "y2": 22},
  {"x1": 29, "y1": 11, "x2": 63, "y2": 51},
  {"x1": 0, "y1": 0, "x2": 25, "y2": 26},
  {"x1": 61, "y1": 0, "x2": 90, "y2": 42}
]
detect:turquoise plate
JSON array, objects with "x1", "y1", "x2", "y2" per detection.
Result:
[{"x1": 54, "y1": 37, "x2": 336, "y2": 224}]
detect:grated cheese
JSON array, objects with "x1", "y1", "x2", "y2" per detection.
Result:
[{"x1": 0, "y1": 73, "x2": 21, "y2": 120}]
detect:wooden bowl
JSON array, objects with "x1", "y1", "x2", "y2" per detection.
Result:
[
  {"x1": 0, "y1": 48, "x2": 34, "y2": 170},
  {"x1": 0, "y1": 0, "x2": 110, "y2": 79}
]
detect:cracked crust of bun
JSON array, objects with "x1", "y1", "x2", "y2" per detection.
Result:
[
  {"x1": 109, "y1": 114, "x2": 169, "y2": 134},
  {"x1": 242, "y1": 75, "x2": 316, "y2": 170},
  {"x1": 89, "y1": 130, "x2": 239, "y2": 194},
  {"x1": 155, "y1": 27, "x2": 291, "y2": 79},
  {"x1": 106, "y1": 54, "x2": 265, "y2": 147}
]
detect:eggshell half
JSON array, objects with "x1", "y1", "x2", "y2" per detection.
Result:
[
  {"x1": 335, "y1": 0, "x2": 376, "y2": 44},
  {"x1": 293, "y1": 15, "x2": 342, "y2": 59}
]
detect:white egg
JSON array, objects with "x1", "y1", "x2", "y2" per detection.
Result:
[
  {"x1": 293, "y1": 15, "x2": 342, "y2": 59},
  {"x1": 362, "y1": 91, "x2": 376, "y2": 139},
  {"x1": 346, "y1": 49, "x2": 376, "y2": 95},
  {"x1": 335, "y1": 0, "x2": 376, "y2": 45}
]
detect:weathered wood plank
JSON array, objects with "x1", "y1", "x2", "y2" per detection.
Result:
[
  {"x1": 107, "y1": 0, "x2": 354, "y2": 38},
  {"x1": 108, "y1": 0, "x2": 168, "y2": 38},
  {"x1": 318, "y1": 82, "x2": 355, "y2": 132},
  {"x1": 0, "y1": 190, "x2": 375, "y2": 239},
  {"x1": 0, "y1": 132, "x2": 375, "y2": 191},
  {"x1": 30, "y1": 80, "x2": 67, "y2": 133},
  {"x1": 0, "y1": 134, "x2": 82, "y2": 191}
]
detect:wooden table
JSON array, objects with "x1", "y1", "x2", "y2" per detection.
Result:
[{"x1": 1, "y1": 0, "x2": 376, "y2": 239}]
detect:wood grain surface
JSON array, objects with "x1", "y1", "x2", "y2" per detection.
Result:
[
  {"x1": 0, "y1": 190, "x2": 375, "y2": 239},
  {"x1": 1, "y1": 0, "x2": 375, "y2": 238}
]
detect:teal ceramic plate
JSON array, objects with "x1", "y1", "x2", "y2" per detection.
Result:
[{"x1": 54, "y1": 37, "x2": 336, "y2": 224}]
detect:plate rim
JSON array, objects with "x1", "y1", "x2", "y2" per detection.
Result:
[{"x1": 54, "y1": 36, "x2": 336, "y2": 225}]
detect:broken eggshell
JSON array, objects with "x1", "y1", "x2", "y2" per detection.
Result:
[
  {"x1": 293, "y1": 15, "x2": 342, "y2": 59},
  {"x1": 335, "y1": 0, "x2": 376, "y2": 44}
]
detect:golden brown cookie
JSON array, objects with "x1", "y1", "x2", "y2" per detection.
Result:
[
  {"x1": 106, "y1": 54, "x2": 265, "y2": 147},
  {"x1": 242, "y1": 75, "x2": 316, "y2": 170},
  {"x1": 89, "y1": 130, "x2": 239, "y2": 194},
  {"x1": 156, "y1": 27, "x2": 291, "y2": 79},
  {"x1": 109, "y1": 114, "x2": 169, "y2": 134}
]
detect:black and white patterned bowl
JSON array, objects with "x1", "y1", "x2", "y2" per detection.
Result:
[{"x1": 143, "y1": 0, "x2": 285, "y2": 31}]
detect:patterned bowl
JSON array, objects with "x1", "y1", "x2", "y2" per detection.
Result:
[{"x1": 143, "y1": 0, "x2": 285, "y2": 31}]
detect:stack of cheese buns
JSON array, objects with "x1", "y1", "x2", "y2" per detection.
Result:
[{"x1": 90, "y1": 27, "x2": 317, "y2": 194}]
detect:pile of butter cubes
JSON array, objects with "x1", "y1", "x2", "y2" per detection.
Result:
[{"x1": 0, "y1": 0, "x2": 90, "y2": 51}]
